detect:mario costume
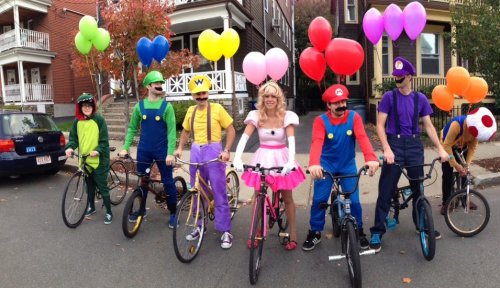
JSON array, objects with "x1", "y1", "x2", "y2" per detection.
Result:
[
  {"x1": 307, "y1": 84, "x2": 377, "y2": 237},
  {"x1": 122, "y1": 71, "x2": 177, "y2": 217},
  {"x1": 180, "y1": 75, "x2": 233, "y2": 234}
]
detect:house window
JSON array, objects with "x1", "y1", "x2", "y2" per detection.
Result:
[
  {"x1": 190, "y1": 34, "x2": 214, "y2": 73},
  {"x1": 170, "y1": 36, "x2": 183, "y2": 52},
  {"x1": 346, "y1": 71, "x2": 360, "y2": 85},
  {"x1": 264, "y1": 0, "x2": 268, "y2": 12},
  {"x1": 420, "y1": 33, "x2": 440, "y2": 75},
  {"x1": 382, "y1": 35, "x2": 390, "y2": 75},
  {"x1": 345, "y1": 0, "x2": 358, "y2": 23}
]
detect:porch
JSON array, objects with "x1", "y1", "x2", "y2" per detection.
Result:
[
  {"x1": 0, "y1": 28, "x2": 50, "y2": 53},
  {"x1": 372, "y1": 76, "x2": 447, "y2": 97},
  {"x1": 3, "y1": 83, "x2": 53, "y2": 103}
]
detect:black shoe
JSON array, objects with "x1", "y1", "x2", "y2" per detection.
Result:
[{"x1": 302, "y1": 230, "x2": 321, "y2": 251}]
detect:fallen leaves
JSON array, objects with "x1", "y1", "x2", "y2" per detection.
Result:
[{"x1": 402, "y1": 277, "x2": 412, "y2": 284}]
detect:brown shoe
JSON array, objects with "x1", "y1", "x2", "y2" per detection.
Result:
[
  {"x1": 440, "y1": 205, "x2": 446, "y2": 216},
  {"x1": 469, "y1": 201, "x2": 478, "y2": 210}
]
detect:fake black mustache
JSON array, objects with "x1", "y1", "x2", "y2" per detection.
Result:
[
  {"x1": 335, "y1": 106, "x2": 347, "y2": 112},
  {"x1": 196, "y1": 98, "x2": 208, "y2": 102},
  {"x1": 154, "y1": 86, "x2": 163, "y2": 91},
  {"x1": 395, "y1": 78, "x2": 405, "y2": 84}
]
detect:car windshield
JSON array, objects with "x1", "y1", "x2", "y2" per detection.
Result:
[{"x1": 2, "y1": 113, "x2": 60, "y2": 136}]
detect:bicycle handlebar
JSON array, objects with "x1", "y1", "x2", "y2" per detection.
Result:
[
  {"x1": 175, "y1": 156, "x2": 220, "y2": 167},
  {"x1": 381, "y1": 157, "x2": 441, "y2": 182},
  {"x1": 308, "y1": 165, "x2": 368, "y2": 195},
  {"x1": 235, "y1": 163, "x2": 284, "y2": 174}
]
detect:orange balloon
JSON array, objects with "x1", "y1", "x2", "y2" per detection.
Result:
[
  {"x1": 446, "y1": 66, "x2": 470, "y2": 96},
  {"x1": 463, "y1": 77, "x2": 488, "y2": 104},
  {"x1": 432, "y1": 85, "x2": 454, "y2": 112}
]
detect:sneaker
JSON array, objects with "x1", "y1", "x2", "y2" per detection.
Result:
[
  {"x1": 302, "y1": 230, "x2": 321, "y2": 251},
  {"x1": 84, "y1": 207, "x2": 96, "y2": 217},
  {"x1": 221, "y1": 232, "x2": 233, "y2": 249},
  {"x1": 369, "y1": 234, "x2": 382, "y2": 252},
  {"x1": 128, "y1": 210, "x2": 147, "y2": 223},
  {"x1": 104, "y1": 213, "x2": 113, "y2": 225},
  {"x1": 359, "y1": 230, "x2": 369, "y2": 250},
  {"x1": 185, "y1": 226, "x2": 206, "y2": 241},
  {"x1": 168, "y1": 214, "x2": 178, "y2": 229},
  {"x1": 415, "y1": 229, "x2": 442, "y2": 240}
]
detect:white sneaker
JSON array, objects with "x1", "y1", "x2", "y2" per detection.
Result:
[
  {"x1": 186, "y1": 227, "x2": 201, "y2": 241},
  {"x1": 220, "y1": 231, "x2": 233, "y2": 249}
]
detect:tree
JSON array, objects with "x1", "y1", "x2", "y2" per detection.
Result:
[
  {"x1": 71, "y1": 0, "x2": 200, "y2": 131},
  {"x1": 295, "y1": 0, "x2": 335, "y2": 112},
  {"x1": 449, "y1": 0, "x2": 500, "y2": 106}
]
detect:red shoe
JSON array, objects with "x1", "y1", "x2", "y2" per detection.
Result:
[
  {"x1": 284, "y1": 240, "x2": 297, "y2": 251},
  {"x1": 247, "y1": 230, "x2": 261, "y2": 249}
]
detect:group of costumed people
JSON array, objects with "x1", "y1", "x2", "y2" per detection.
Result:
[{"x1": 65, "y1": 56, "x2": 496, "y2": 252}]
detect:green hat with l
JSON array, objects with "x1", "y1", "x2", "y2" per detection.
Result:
[{"x1": 143, "y1": 70, "x2": 165, "y2": 87}]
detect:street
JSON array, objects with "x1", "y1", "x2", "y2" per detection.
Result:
[{"x1": 1, "y1": 171, "x2": 499, "y2": 288}]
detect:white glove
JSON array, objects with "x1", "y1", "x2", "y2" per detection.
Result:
[
  {"x1": 233, "y1": 133, "x2": 249, "y2": 172},
  {"x1": 281, "y1": 136, "x2": 296, "y2": 176}
]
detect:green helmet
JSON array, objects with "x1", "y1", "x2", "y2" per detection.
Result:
[
  {"x1": 77, "y1": 93, "x2": 94, "y2": 105},
  {"x1": 143, "y1": 70, "x2": 165, "y2": 87}
]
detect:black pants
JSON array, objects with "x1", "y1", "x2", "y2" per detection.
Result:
[{"x1": 441, "y1": 149, "x2": 467, "y2": 205}]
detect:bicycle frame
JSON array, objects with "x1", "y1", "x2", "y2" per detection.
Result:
[{"x1": 452, "y1": 148, "x2": 474, "y2": 213}]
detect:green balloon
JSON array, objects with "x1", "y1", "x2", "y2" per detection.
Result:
[
  {"x1": 79, "y1": 15, "x2": 98, "y2": 40},
  {"x1": 92, "y1": 28, "x2": 110, "y2": 52},
  {"x1": 75, "y1": 32, "x2": 92, "y2": 55}
]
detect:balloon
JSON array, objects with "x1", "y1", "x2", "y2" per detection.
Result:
[
  {"x1": 299, "y1": 47, "x2": 326, "y2": 82},
  {"x1": 325, "y1": 38, "x2": 364, "y2": 76},
  {"x1": 308, "y1": 17, "x2": 332, "y2": 52},
  {"x1": 242, "y1": 52, "x2": 267, "y2": 85},
  {"x1": 136, "y1": 37, "x2": 153, "y2": 67},
  {"x1": 403, "y1": 1, "x2": 427, "y2": 40},
  {"x1": 383, "y1": 4, "x2": 404, "y2": 41},
  {"x1": 446, "y1": 66, "x2": 470, "y2": 96},
  {"x1": 220, "y1": 28, "x2": 240, "y2": 58},
  {"x1": 463, "y1": 77, "x2": 488, "y2": 104},
  {"x1": 265, "y1": 48, "x2": 289, "y2": 81},
  {"x1": 92, "y1": 28, "x2": 110, "y2": 52},
  {"x1": 198, "y1": 29, "x2": 222, "y2": 61},
  {"x1": 152, "y1": 35, "x2": 170, "y2": 63},
  {"x1": 432, "y1": 85, "x2": 454, "y2": 112},
  {"x1": 75, "y1": 32, "x2": 92, "y2": 55},
  {"x1": 79, "y1": 15, "x2": 98, "y2": 41},
  {"x1": 363, "y1": 8, "x2": 384, "y2": 45}
]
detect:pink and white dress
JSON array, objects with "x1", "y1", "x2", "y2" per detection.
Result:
[{"x1": 241, "y1": 110, "x2": 306, "y2": 192}]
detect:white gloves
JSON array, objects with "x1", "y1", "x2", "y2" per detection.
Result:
[
  {"x1": 281, "y1": 136, "x2": 296, "y2": 176},
  {"x1": 233, "y1": 134, "x2": 249, "y2": 172}
]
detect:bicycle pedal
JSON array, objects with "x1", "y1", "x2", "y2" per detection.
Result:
[{"x1": 278, "y1": 232, "x2": 289, "y2": 238}]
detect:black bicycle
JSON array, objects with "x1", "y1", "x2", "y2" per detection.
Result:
[{"x1": 386, "y1": 157, "x2": 441, "y2": 261}]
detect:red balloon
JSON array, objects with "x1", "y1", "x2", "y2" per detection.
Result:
[
  {"x1": 299, "y1": 47, "x2": 326, "y2": 82},
  {"x1": 325, "y1": 38, "x2": 364, "y2": 76},
  {"x1": 308, "y1": 17, "x2": 332, "y2": 52}
]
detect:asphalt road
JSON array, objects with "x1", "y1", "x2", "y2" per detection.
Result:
[{"x1": 1, "y1": 172, "x2": 499, "y2": 288}]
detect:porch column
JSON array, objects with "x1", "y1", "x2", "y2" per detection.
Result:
[
  {"x1": 14, "y1": 5, "x2": 20, "y2": 46},
  {"x1": 450, "y1": 25, "x2": 458, "y2": 67},
  {"x1": 373, "y1": 40, "x2": 383, "y2": 98},
  {"x1": 0, "y1": 66, "x2": 5, "y2": 100},
  {"x1": 17, "y1": 61, "x2": 25, "y2": 104},
  {"x1": 222, "y1": 15, "x2": 233, "y2": 93}
]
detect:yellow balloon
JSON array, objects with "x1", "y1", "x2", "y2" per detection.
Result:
[
  {"x1": 198, "y1": 29, "x2": 222, "y2": 61},
  {"x1": 220, "y1": 28, "x2": 240, "y2": 58}
]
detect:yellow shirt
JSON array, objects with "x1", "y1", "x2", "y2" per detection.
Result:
[{"x1": 182, "y1": 103, "x2": 233, "y2": 144}]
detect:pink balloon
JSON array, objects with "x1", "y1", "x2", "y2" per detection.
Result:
[
  {"x1": 363, "y1": 8, "x2": 384, "y2": 45},
  {"x1": 403, "y1": 1, "x2": 427, "y2": 40},
  {"x1": 308, "y1": 17, "x2": 332, "y2": 52},
  {"x1": 243, "y1": 52, "x2": 267, "y2": 85},
  {"x1": 265, "y1": 48, "x2": 289, "y2": 81},
  {"x1": 383, "y1": 4, "x2": 404, "y2": 41}
]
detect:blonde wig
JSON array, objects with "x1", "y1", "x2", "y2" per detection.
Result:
[{"x1": 255, "y1": 81, "x2": 286, "y2": 127}]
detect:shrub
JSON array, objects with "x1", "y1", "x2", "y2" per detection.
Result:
[{"x1": 171, "y1": 100, "x2": 196, "y2": 130}]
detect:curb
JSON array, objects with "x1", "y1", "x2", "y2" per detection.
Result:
[{"x1": 474, "y1": 172, "x2": 500, "y2": 188}]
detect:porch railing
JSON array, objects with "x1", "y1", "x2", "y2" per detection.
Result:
[
  {"x1": 172, "y1": 0, "x2": 243, "y2": 5},
  {"x1": 3, "y1": 83, "x2": 53, "y2": 103},
  {"x1": 381, "y1": 76, "x2": 446, "y2": 93},
  {"x1": 0, "y1": 28, "x2": 50, "y2": 53},
  {"x1": 165, "y1": 71, "x2": 247, "y2": 95}
]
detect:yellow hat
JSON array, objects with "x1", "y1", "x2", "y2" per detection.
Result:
[{"x1": 188, "y1": 75, "x2": 211, "y2": 94}]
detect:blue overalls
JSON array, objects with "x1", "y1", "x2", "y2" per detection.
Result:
[
  {"x1": 136, "y1": 100, "x2": 177, "y2": 213},
  {"x1": 370, "y1": 91, "x2": 423, "y2": 236},
  {"x1": 309, "y1": 111, "x2": 363, "y2": 232}
]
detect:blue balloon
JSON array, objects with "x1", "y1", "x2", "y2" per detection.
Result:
[
  {"x1": 136, "y1": 37, "x2": 153, "y2": 67},
  {"x1": 152, "y1": 35, "x2": 170, "y2": 63}
]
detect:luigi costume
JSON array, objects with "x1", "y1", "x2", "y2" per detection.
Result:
[
  {"x1": 122, "y1": 70, "x2": 177, "y2": 226},
  {"x1": 66, "y1": 93, "x2": 112, "y2": 224}
]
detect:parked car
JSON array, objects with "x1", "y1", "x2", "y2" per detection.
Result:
[{"x1": 0, "y1": 110, "x2": 66, "y2": 177}]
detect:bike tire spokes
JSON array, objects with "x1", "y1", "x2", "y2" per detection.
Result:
[
  {"x1": 445, "y1": 190, "x2": 490, "y2": 237},
  {"x1": 249, "y1": 196, "x2": 265, "y2": 285},
  {"x1": 62, "y1": 172, "x2": 88, "y2": 228}
]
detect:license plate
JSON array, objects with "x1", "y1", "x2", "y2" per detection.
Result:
[
  {"x1": 36, "y1": 155, "x2": 52, "y2": 165},
  {"x1": 26, "y1": 146, "x2": 36, "y2": 153}
]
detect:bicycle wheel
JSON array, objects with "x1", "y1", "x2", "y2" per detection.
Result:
[
  {"x1": 417, "y1": 200, "x2": 435, "y2": 261},
  {"x1": 174, "y1": 176, "x2": 187, "y2": 202},
  {"x1": 331, "y1": 196, "x2": 341, "y2": 238},
  {"x1": 344, "y1": 221, "x2": 361, "y2": 288},
  {"x1": 249, "y1": 195, "x2": 265, "y2": 285},
  {"x1": 61, "y1": 171, "x2": 88, "y2": 228},
  {"x1": 444, "y1": 189, "x2": 490, "y2": 237},
  {"x1": 226, "y1": 170, "x2": 239, "y2": 219},
  {"x1": 108, "y1": 160, "x2": 129, "y2": 205},
  {"x1": 122, "y1": 188, "x2": 145, "y2": 238},
  {"x1": 277, "y1": 194, "x2": 288, "y2": 231},
  {"x1": 173, "y1": 191, "x2": 206, "y2": 263}
]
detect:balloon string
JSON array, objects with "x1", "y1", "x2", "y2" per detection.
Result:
[{"x1": 85, "y1": 55, "x2": 97, "y2": 94}]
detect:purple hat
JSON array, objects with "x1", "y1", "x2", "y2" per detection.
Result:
[{"x1": 392, "y1": 57, "x2": 416, "y2": 77}]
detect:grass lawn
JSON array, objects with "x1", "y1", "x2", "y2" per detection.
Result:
[{"x1": 57, "y1": 121, "x2": 73, "y2": 132}]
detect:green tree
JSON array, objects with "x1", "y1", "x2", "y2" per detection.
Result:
[{"x1": 449, "y1": 0, "x2": 500, "y2": 106}]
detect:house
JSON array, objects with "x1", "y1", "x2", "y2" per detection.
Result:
[
  {"x1": 0, "y1": 0, "x2": 96, "y2": 117},
  {"x1": 332, "y1": 0, "x2": 495, "y2": 124}
]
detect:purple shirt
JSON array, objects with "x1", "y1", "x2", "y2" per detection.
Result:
[{"x1": 378, "y1": 90, "x2": 433, "y2": 136}]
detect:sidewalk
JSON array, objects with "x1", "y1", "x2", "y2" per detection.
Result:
[{"x1": 62, "y1": 112, "x2": 500, "y2": 206}]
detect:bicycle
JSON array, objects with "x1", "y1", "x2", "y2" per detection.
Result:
[
  {"x1": 61, "y1": 148, "x2": 129, "y2": 228},
  {"x1": 386, "y1": 157, "x2": 441, "y2": 261},
  {"x1": 239, "y1": 164, "x2": 289, "y2": 285},
  {"x1": 312, "y1": 166, "x2": 375, "y2": 288},
  {"x1": 121, "y1": 157, "x2": 188, "y2": 238},
  {"x1": 173, "y1": 157, "x2": 240, "y2": 263},
  {"x1": 444, "y1": 148, "x2": 490, "y2": 237}
]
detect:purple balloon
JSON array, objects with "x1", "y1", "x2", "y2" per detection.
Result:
[
  {"x1": 363, "y1": 8, "x2": 384, "y2": 45},
  {"x1": 383, "y1": 4, "x2": 404, "y2": 41},
  {"x1": 403, "y1": 1, "x2": 427, "y2": 41},
  {"x1": 136, "y1": 37, "x2": 153, "y2": 67}
]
